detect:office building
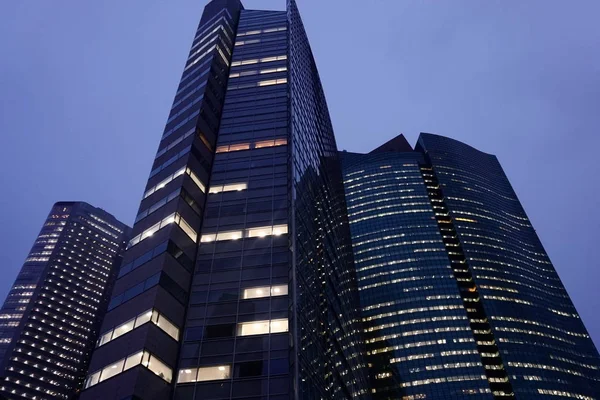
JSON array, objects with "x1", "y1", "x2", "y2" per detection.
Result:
[
  {"x1": 0, "y1": 201, "x2": 130, "y2": 399},
  {"x1": 80, "y1": 1, "x2": 370, "y2": 399},
  {"x1": 341, "y1": 133, "x2": 600, "y2": 399}
]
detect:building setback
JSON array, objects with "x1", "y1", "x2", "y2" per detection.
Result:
[
  {"x1": 79, "y1": 1, "x2": 370, "y2": 399},
  {"x1": 0, "y1": 201, "x2": 130, "y2": 400},
  {"x1": 341, "y1": 133, "x2": 600, "y2": 399}
]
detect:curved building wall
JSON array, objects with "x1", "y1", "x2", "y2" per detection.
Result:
[
  {"x1": 417, "y1": 133, "x2": 600, "y2": 399},
  {"x1": 341, "y1": 151, "x2": 492, "y2": 399}
]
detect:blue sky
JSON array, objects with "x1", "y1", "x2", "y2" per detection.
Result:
[{"x1": 1, "y1": 0, "x2": 599, "y2": 347}]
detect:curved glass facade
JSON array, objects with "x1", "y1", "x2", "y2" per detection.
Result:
[
  {"x1": 417, "y1": 133, "x2": 600, "y2": 399},
  {"x1": 341, "y1": 150, "x2": 492, "y2": 399},
  {"x1": 342, "y1": 133, "x2": 600, "y2": 399}
]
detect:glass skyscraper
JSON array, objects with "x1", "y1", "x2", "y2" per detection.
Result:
[
  {"x1": 0, "y1": 201, "x2": 130, "y2": 400},
  {"x1": 79, "y1": 1, "x2": 369, "y2": 399},
  {"x1": 341, "y1": 133, "x2": 600, "y2": 399}
]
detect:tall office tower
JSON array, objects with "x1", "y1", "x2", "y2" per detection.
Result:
[
  {"x1": 341, "y1": 133, "x2": 600, "y2": 399},
  {"x1": 80, "y1": 1, "x2": 370, "y2": 399},
  {"x1": 0, "y1": 201, "x2": 130, "y2": 400}
]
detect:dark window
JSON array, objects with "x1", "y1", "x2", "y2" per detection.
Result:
[
  {"x1": 205, "y1": 324, "x2": 235, "y2": 339},
  {"x1": 236, "y1": 360, "x2": 264, "y2": 378}
]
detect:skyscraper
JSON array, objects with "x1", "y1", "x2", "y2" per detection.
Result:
[
  {"x1": 341, "y1": 133, "x2": 600, "y2": 399},
  {"x1": 79, "y1": 1, "x2": 369, "y2": 399},
  {"x1": 0, "y1": 201, "x2": 130, "y2": 400}
]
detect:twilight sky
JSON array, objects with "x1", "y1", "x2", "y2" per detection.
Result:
[{"x1": 1, "y1": 1, "x2": 599, "y2": 348}]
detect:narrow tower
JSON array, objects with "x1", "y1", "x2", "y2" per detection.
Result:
[{"x1": 80, "y1": 1, "x2": 370, "y2": 399}]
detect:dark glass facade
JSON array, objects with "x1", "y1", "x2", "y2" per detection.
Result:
[
  {"x1": 0, "y1": 201, "x2": 130, "y2": 400},
  {"x1": 341, "y1": 134, "x2": 600, "y2": 399},
  {"x1": 80, "y1": 1, "x2": 369, "y2": 399}
]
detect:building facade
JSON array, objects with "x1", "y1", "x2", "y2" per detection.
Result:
[
  {"x1": 0, "y1": 201, "x2": 130, "y2": 400},
  {"x1": 341, "y1": 133, "x2": 600, "y2": 399},
  {"x1": 79, "y1": 1, "x2": 369, "y2": 399}
]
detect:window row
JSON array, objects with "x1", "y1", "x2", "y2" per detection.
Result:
[
  {"x1": 167, "y1": 91, "x2": 205, "y2": 124},
  {"x1": 176, "y1": 58, "x2": 211, "y2": 96},
  {"x1": 144, "y1": 166, "x2": 206, "y2": 200},
  {"x1": 209, "y1": 182, "x2": 247, "y2": 194},
  {"x1": 84, "y1": 349, "x2": 172, "y2": 389},
  {"x1": 135, "y1": 188, "x2": 181, "y2": 224},
  {"x1": 118, "y1": 240, "x2": 193, "y2": 278},
  {"x1": 229, "y1": 67, "x2": 287, "y2": 79},
  {"x1": 156, "y1": 127, "x2": 195, "y2": 159},
  {"x1": 242, "y1": 284, "x2": 287, "y2": 299},
  {"x1": 200, "y1": 224, "x2": 288, "y2": 243},
  {"x1": 228, "y1": 78, "x2": 287, "y2": 91},
  {"x1": 128, "y1": 212, "x2": 197, "y2": 248},
  {"x1": 237, "y1": 26, "x2": 286, "y2": 37},
  {"x1": 162, "y1": 109, "x2": 199, "y2": 140},
  {"x1": 235, "y1": 35, "x2": 286, "y2": 47},
  {"x1": 149, "y1": 145, "x2": 191, "y2": 178},
  {"x1": 97, "y1": 308, "x2": 179, "y2": 347},
  {"x1": 108, "y1": 273, "x2": 161, "y2": 311},
  {"x1": 216, "y1": 137, "x2": 287, "y2": 153}
]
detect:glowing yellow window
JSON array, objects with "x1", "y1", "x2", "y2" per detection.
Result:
[
  {"x1": 255, "y1": 140, "x2": 275, "y2": 148},
  {"x1": 228, "y1": 143, "x2": 250, "y2": 151}
]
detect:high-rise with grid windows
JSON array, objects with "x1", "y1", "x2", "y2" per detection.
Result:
[
  {"x1": 341, "y1": 133, "x2": 600, "y2": 400},
  {"x1": 0, "y1": 201, "x2": 130, "y2": 400},
  {"x1": 78, "y1": 1, "x2": 370, "y2": 399}
]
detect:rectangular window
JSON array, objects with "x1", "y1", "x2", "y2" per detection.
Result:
[
  {"x1": 178, "y1": 368, "x2": 198, "y2": 383},
  {"x1": 85, "y1": 350, "x2": 171, "y2": 389},
  {"x1": 242, "y1": 286, "x2": 271, "y2": 299},
  {"x1": 239, "y1": 320, "x2": 270, "y2": 336},
  {"x1": 270, "y1": 319, "x2": 288, "y2": 334},
  {"x1": 156, "y1": 314, "x2": 179, "y2": 340},
  {"x1": 216, "y1": 230, "x2": 242, "y2": 241},
  {"x1": 97, "y1": 309, "x2": 179, "y2": 348},
  {"x1": 112, "y1": 318, "x2": 135, "y2": 341},
  {"x1": 272, "y1": 225, "x2": 288, "y2": 235},
  {"x1": 124, "y1": 351, "x2": 144, "y2": 371},
  {"x1": 200, "y1": 233, "x2": 216, "y2": 243},
  {"x1": 127, "y1": 213, "x2": 197, "y2": 248},
  {"x1": 271, "y1": 285, "x2": 287, "y2": 296},
  {"x1": 147, "y1": 354, "x2": 173, "y2": 383},
  {"x1": 84, "y1": 371, "x2": 101, "y2": 389},
  {"x1": 247, "y1": 226, "x2": 272, "y2": 238},
  {"x1": 99, "y1": 358, "x2": 125, "y2": 382},
  {"x1": 202, "y1": 224, "x2": 288, "y2": 242},
  {"x1": 197, "y1": 365, "x2": 231, "y2": 382},
  {"x1": 134, "y1": 310, "x2": 153, "y2": 328},
  {"x1": 98, "y1": 331, "x2": 112, "y2": 347},
  {"x1": 209, "y1": 182, "x2": 247, "y2": 194}
]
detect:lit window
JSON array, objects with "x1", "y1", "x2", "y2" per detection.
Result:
[
  {"x1": 200, "y1": 234, "x2": 216, "y2": 243},
  {"x1": 97, "y1": 309, "x2": 179, "y2": 347},
  {"x1": 127, "y1": 213, "x2": 197, "y2": 248},
  {"x1": 98, "y1": 359, "x2": 124, "y2": 382},
  {"x1": 147, "y1": 355, "x2": 172, "y2": 383},
  {"x1": 124, "y1": 351, "x2": 143, "y2": 370},
  {"x1": 239, "y1": 320, "x2": 269, "y2": 336},
  {"x1": 112, "y1": 318, "x2": 135, "y2": 341},
  {"x1": 209, "y1": 182, "x2": 247, "y2": 194},
  {"x1": 238, "y1": 319, "x2": 288, "y2": 336},
  {"x1": 272, "y1": 225, "x2": 288, "y2": 236},
  {"x1": 202, "y1": 224, "x2": 288, "y2": 242},
  {"x1": 178, "y1": 365, "x2": 231, "y2": 383},
  {"x1": 229, "y1": 143, "x2": 250, "y2": 151},
  {"x1": 216, "y1": 231, "x2": 242, "y2": 241},
  {"x1": 242, "y1": 285, "x2": 287, "y2": 300},
  {"x1": 242, "y1": 286, "x2": 268, "y2": 299},
  {"x1": 247, "y1": 227, "x2": 272, "y2": 238},
  {"x1": 85, "y1": 350, "x2": 172, "y2": 388}
]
